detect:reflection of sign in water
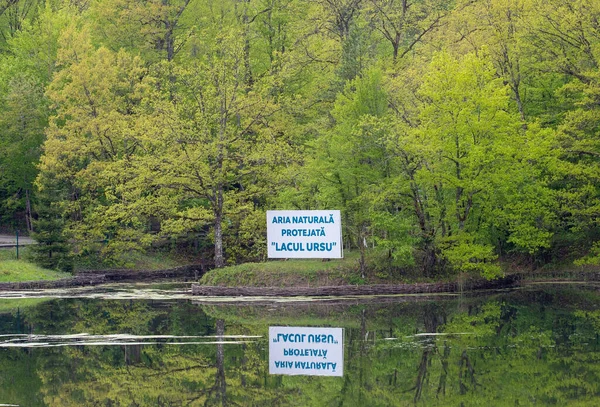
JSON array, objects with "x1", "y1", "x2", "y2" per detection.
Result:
[
  {"x1": 269, "y1": 326, "x2": 344, "y2": 377},
  {"x1": 266, "y1": 210, "x2": 343, "y2": 258}
]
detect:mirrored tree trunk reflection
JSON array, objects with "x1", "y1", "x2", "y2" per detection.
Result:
[{"x1": 213, "y1": 318, "x2": 227, "y2": 406}]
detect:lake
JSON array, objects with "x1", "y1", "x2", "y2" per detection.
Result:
[{"x1": 1, "y1": 283, "x2": 599, "y2": 406}]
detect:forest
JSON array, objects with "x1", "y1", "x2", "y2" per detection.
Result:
[{"x1": 1, "y1": 0, "x2": 599, "y2": 277}]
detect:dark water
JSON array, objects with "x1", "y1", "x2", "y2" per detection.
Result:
[{"x1": 1, "y1": 283, "x2": 600, "y2": 406}]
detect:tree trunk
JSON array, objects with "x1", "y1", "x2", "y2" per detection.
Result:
[
  {"x1": 125, "y1": 345, "x2": 141, "y2": 365},
  {"x1": 214, "y1": 196, "x2": 224, "y2": 268},
  {"x1": 359, "y1": 308, "x2": 367, "y2": 405},
  {"x1": 458, "y1": 349, "x2": 477, "y2": 395},
  {"x1": 242, "y1": 0, "x2": 253, "y2": 91},
  {"x1": 392, "y1": 40, "x2": 399, "y2": 62},
  {"x1": 513, "y1": 82, "x2": 526, "y2": 122},
  {"x1": 359, "y1": 223, "x2": 367, "y2": 279},
  {"x1": 436, "y1": 343, "x2": 450, "y2": 397},
  {"x1": 165, "y1": 20, "x2": 174, "y2": 61},
  {"x1": 25, "y1": 189, "x2": 33, "y2": 232},
  {"x1": 422, "y1": 240, "x2": 437, "y2": 277}
]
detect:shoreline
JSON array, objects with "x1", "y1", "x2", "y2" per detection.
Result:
[
  {"x1": 2, "y1": 268, "x2": 600, "y2": 295},
  {"x1": 191, "y1": 274, "x2": 520, "y2": 296},
  {"x1": 0, "y1": 264, "x2": 204, "y2": 291}
]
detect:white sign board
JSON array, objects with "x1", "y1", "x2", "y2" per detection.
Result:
[
  {"x1": 269, "y1": 326, "x2": 344, "y2": 377},
  {"x1": 267, "y1": 210, "x2": 343, "y2": 258}
]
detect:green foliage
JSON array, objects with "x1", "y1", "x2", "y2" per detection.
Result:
[
  {"x1": 440, "y1": 234, "x2": 502, "y2": 279},
  {"x1": 29, "y1": 186, "x2": 73, "y2": 272},
  {"x1": 0, "y1": 0, "x2": 599, "y2": 277},
  {"x1": 0, "y1": 3, "x2": 79, "y2": 231}
]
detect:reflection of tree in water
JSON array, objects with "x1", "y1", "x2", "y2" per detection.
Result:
[
  {"x1": 358, "y1": 308, "x2": 367, "y2": 405},
  {"x1": 412, "y1": 303, "x2": 447, "y2": 403},
  {"x1": 23, "y1": 300, "x2": 237, "y2": 405},
  {"x1": 5, "y1": 288, "x2": 600, "y2": 405},
  {"x1": 205, "y1": 319, "x2": 227, "y2": 406},
  {"x1": 124, "y1": 344, "x2": 142, "y2": 365}
]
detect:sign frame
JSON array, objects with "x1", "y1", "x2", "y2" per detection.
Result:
[
  {"x1": 266, "y1": 210, "x2": 343, "y2": 259},
  {"x1": 269, "y1": 326, "x2": 344, "y2": 377}
]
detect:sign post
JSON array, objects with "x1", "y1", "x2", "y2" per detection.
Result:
[
  {"x1": 269, "y1": 326, "x2": 344, "y2": 377},
  {"x1": 266, "y1": 210, "x2": 343, "y2": 259}
]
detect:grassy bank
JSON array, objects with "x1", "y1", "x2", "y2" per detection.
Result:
[
  {"x1": 199, "y1": 252, "x2": 365, "y2": 287},
  {"x1": 1, "y1": 245, "x2": 201, "y2": 284},
  {"x1": 200, "y1": 252, "x2": 600, "y2": 288},
  {"x1": 199, "y1": 251, "x2": 447, "y2": 287},
  {"x1": 0, "y1": 248, "x2": 70, "y2": 283}
]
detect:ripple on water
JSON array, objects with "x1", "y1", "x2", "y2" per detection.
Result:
[{"x1": 0, "y1": 333, "x2": 262, "y2": 348}]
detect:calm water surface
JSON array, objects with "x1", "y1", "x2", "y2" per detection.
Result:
[{"x1": 1, "y1": 283, "x2": 600, "y2": 406}]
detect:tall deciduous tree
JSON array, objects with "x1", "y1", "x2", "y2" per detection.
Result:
[
  {"x1": 0, "y1": 73, "x2": 46, "y2": 230},
  {"x1": 526, "y1": 0, "x2": 600, "y2": 264},
  {"x1": 0, "y1": 3, "x2": 75, "y2": 231},
  {"x1": 89, "y1": 0, "x2": 194, "y2": 62},
  {"x1": 446, "y1": 0, "x2": 531, "y2": 120},
  {"x1": 39, "y1": 27, "x2": 151, "y2": 260},
  {"x1": 313, "y1": 70, "x2": 394, "y2": 277},
  {"x1": 0, "y1": 0, "x2": 42, "y2": 51},
  {"x1": 365, "y1": 0, "x2": 449, "y2": 62},
  {"x1": 133, "y1": 26, "x2": 293, "y2": 268},
  {"x1": 386, "y1": 51, "x2": 553, "y2": 276}
]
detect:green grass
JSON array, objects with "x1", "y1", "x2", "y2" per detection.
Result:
[
  {"x1": 199, "y1": 250, "x2": 457, "y2": 287},
  {"x1": 0, "y1": 247, "x2": 70, "y2": 283},
  {"x1": 0, "y1": 260, "x2": 70, "y2": 282},
  {"x1": 0, "y1": 246, "x2": 194, "y2": 282},
  {"x1": 200, "y1": 252, "x2": 369, "y2": 287},
  {"x1": 0, "y1": 246, "x2": 27, "y2": 261}
]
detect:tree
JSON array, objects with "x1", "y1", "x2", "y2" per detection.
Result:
[
  {"x1": 88, "y1": 0, "x2": 195, "y2": 62},
  {"x1": 38, "y1": 28, "x2": 152, "y2": 261},
  {"x1": 0, "y1": 73, "x2": 46, "y2": 230},
  {"x1": 385, "y1": 51, "x2": 545, "y2": 276},
  {"x1": 29, "y1": 180, "x2": 73, "y2": 272},
  {"x1": 0, "y1": 4, "x2": 77, "y2": 231},
  {"x1": 525, "y1": 0, "x2": 600, "y2": 264},
  {"x1": 0, "y1": 0, "x2": 42, "y2": 51},
  {"x1": 365, "y1": 0, "x2": 449, "y2": 62},
  {"x1": 133, "y1": 26, "x2": 293, "y2": 267},
  {"x1": 445, "y1": 0, "x2": 532, "y2": 121},
  {"x1": 313, "y1": 69, "x2": 413, "y2": 277}
]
